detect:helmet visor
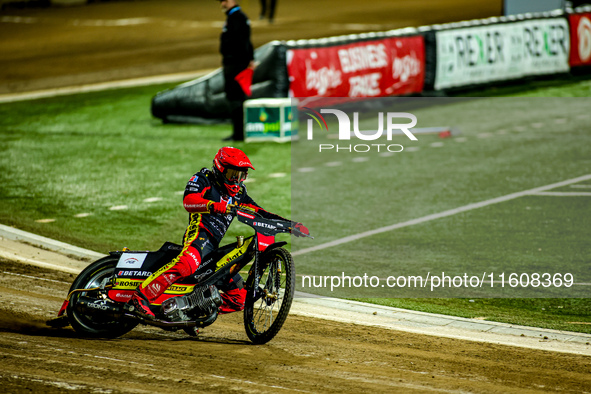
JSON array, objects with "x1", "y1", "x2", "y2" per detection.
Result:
[{"x1": 224, "y1": 168, "x2": 248, "y2": 184}]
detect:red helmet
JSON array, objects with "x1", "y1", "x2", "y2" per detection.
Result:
[{"x1": 212, "y1": 147, "x2": 255, "y2": 196}]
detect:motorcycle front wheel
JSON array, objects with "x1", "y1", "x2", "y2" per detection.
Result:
[
  {"x1": 243, "y1": 247, "x2": 295, "y2": 344},
  {"x1": 66, "y1": 256, "x2": 138, "y2": 338}
]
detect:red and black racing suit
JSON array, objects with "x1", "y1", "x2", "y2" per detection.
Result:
[{"x1": 136, "y1": 168, "x2": 286, "y2": 314}]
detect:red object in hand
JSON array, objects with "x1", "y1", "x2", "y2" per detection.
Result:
[
  {"x1": 235, "y1": 68, "x2": 253, "y2": 97},
  {"x1": 294, "y1": 223, "x2": 309, "y2": 237},
  {"x1": 211, "y1": 201, "x2": 229, "y2": 214}
]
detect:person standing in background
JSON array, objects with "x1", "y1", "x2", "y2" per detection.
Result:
[
  {"x1": 259, "y1": 0, "x2": 277, "y2": 23},
  {"x1": 218, "y1": 0, "x2": 255, "y2": 142}
]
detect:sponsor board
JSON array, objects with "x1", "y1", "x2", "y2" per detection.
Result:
[
  {"x1": 112, "y1": 278, "x2": 143, "y2": 290},
  {"x1": 257, "y1": 233, "x2": 275, "y2": 252},
  {"x1": 116, "y1": 253, "x2": 147, "y2": 269},
  {"x1": 215, "y1": 237, "x2": 253, "y2": 269},
  {"x1": 435, "y1": 18, "x2": 570, "y2": 89},
  {"x1": 108, "y1": 290, "x2": 134, "y2": 302},
  {"x1": 244, "y1": 98, "x2": 295, "y2": 142},
  {"x1": 287, "y1": 36, "x2": 425, "y2": 97},
  {"x1": 165, "y1": 284, "x2": 195, "y2": 294},
  {"x1": 569, "y1": 13, "x2": 591, "y2": 66},
  {"x1": 237, "y1": 210, "x2": 255, "y2": 219},
  {"x1": 117, "y1": 270, "x2": 152, "y2": 277},
  {"x1": 112, "y1": 280, "x2": 193, "y2": 293}
]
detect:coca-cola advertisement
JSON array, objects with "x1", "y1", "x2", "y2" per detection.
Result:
[
  {"x1": 286, "y1": 36, "x2": 425, "y2": 98},
  {"x1": 569, "y1": 13, "x2": 591, "y2": 67}
]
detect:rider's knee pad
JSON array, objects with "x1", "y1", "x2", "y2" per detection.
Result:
[{"x1": 177, "y1": 245, "x2": 203, "y2": 276}]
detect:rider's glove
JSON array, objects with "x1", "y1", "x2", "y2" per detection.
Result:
[
  {"x1": 209, "y1": 201, "x2": 234, "y2": 214},
  {"x1": 293, "y1": 223, "x2": 309, "y2": 237}
]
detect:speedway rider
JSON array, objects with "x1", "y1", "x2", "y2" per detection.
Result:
[{"x1": 130, "y1": 147, "x2": 309, "y2": 319}]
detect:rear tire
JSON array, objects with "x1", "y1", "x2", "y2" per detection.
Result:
[
  {"x1": 66, "y1": 256, "x2": 138, "y2": 338},
  {"x1": 243, "y1": 247, "x2": 295, "y2": 344}
]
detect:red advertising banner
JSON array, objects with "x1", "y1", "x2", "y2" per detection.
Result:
[
  {"x1": 569, "y1": 13, "x2": 591, "y2": 66},
  {"x1": 286, "y1": 36, "x2": 425, "y2": 97}
]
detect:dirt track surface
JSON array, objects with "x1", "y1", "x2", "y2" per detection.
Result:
[
  {"x1": 4, "y1": 1, "x2": 591, "y2": 392},
  {"x1": 1, "y1": 259, "x2": 590, "y2": 393},
  {"x1": 0, "y1": 0, "x2": 502, "y2": 94}
]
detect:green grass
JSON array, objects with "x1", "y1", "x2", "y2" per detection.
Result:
[
  {"x1": 342, "y1": 79, "x2": 591, "y2": 333},
  {"x1": 1, "y1": 76, "x2": 590, "y2": 333},
  {"x1": 0, "y1": 83, "x2": 291, "y2": 252},
  {"x1": 291, "y1": 95, "x2": 591, "y2": 332}
]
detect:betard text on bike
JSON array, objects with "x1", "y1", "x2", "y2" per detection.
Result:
[{"x1": 304, "y1": 108, "x2": 418, "y2": 153}]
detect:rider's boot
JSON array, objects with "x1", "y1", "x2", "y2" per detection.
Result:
[
  {"x1": 129, "y1": 246, "x2": 202, "y2": 320},
  {"x1": 219, "y1": 276, "x2": 247, "y2": 314},
  {"x1": 130, "y1": 272, "x2": 180, "y2": 320},
  {"x1": 130, "y1": 291, "x2": 157, "y2": 320},
  {"x1": 219, "y1": 287, "x2": 247, "y2": 314}
]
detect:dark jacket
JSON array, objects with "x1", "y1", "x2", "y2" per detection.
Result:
[
  {"x1": 220, "y1": 6, "x2": 254, "y2": 100},
  {"x1": 183, "y1": 168, "x2": 284, "y2": 245}
]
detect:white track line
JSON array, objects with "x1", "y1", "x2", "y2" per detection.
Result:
[
  {"x1": 532, "y1": 192, "x2": 591, "y2": 197},
  {"x1": 108, "y1": 205, "x2": 128, "y2": 211},
  {"x1": 293, "y1": 174, "x2": 591, "y2": 256},
  {"x1": 71, "y1": 17, "x2": 152, "y2": 27},
  {"x1": 0, "y1": 70, "x2": 213, "y2": 103},
  {"x1": 268, "y1": 173, "x2": 287, "y2": 178},
  {"x1": 2, "y1": 271, "x2": 69, "y2": 284},
  {"x1": 0, "y1": 251, "x2": 82, "y2": 274}
]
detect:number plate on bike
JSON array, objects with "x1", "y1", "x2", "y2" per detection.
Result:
[{"x1": 116, "y1": 253, "x2": 147, "y2": 269}]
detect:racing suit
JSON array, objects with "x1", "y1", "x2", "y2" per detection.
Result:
[{"x1": 135, "y1": 168, "x2": 286, "y2": 314}]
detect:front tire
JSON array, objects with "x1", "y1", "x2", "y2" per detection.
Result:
[
  {"x1": 66, "y1": 256, "x2": 138, "y2": 338},
  {"x1": 243, "y1": 247, "x2": 295, "y2": 344}
]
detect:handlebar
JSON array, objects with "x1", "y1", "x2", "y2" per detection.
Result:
[
  {"x1": 290, "y1": 224, "x2": 314, "y2": 239},
  {"x1": 232, "y1": 206, "x2": 313, "y2": 239},
  {"x1": 231, "y1": 204, "x2": 260, "y2": 216}
]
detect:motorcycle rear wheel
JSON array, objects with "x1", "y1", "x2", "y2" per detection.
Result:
[
  {"x1": 243, "y1": 247, "x2": 295, "y2": 344},
  {"x1": 67, "y1": 256, "x2": 138, "y2": 338}
]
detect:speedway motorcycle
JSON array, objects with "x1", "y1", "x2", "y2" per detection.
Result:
[{"x1": 48, "y1": 207, "x2": 312, "y2": 344}]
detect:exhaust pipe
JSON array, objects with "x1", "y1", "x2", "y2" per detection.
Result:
[{"x1": 75, "y1": 296, "x2": 123, "y2": 318}]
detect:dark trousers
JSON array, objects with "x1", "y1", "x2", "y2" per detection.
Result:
[
  {"x1": 229, "y1": 100, "x2": 245, "y2": 141},
  {"x1": 260, "y1": 0, "x2": 277, "y2": 21},
  {"x1": 224, "y1": 68, "x2": 247, "y2": 141}
]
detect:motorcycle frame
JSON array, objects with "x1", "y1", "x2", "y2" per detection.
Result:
[
  {"x1": 53, "y1": 208, "x2": 293, "y2": 332},
  {"x1": 132, "y1": 212, "x2": 286, "y2": 311},
  {"x1": 47, "y1": 205, "x2": 314, "y2": 342}
]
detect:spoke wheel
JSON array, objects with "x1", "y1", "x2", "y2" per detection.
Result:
[
  {"x1": 244, "y1": 247, "x2": 295, "y2": 344},
  {"x1": 67, "y1": 256, "x2": 137, "y2": 338}
]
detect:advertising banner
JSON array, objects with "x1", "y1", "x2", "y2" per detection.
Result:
[
  {"x1": 435, "y1": 18, "x2": 570, "y2": 89},
  {"x1": 244, "y1": 98, "x2": 296, "y2": 143},
  {"x1": 569, "y1": 13, "x2": 591, "y2": 66},
  {"x1": 286, "y1": 36, "x2": 425, "y2": 98}
]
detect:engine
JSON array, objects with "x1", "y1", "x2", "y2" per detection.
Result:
[{"x1": 161, "y1": 284, "x2": 222, "y2": 322}]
